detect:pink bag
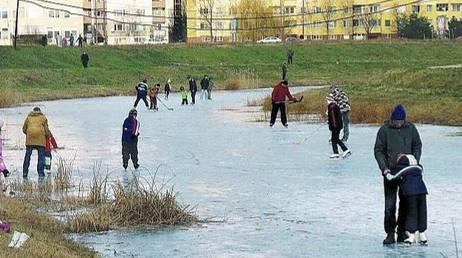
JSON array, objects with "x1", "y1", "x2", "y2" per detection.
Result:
[{"x1": 0, "y1": 220, "x2": 12, "y2": 233}]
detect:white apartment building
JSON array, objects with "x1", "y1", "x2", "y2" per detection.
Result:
[{"x1": 0, "y1": 0, "x2": 83, "y2": 46}]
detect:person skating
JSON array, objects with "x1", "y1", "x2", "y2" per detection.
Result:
[
  {"x1": 134, "y1": 79, "x2": 149, "y2": 108},
  {"x1": 80, "y1": 52, "x2": 89, "y2": 68},
  {"x1": 148, "y1": 84, "x2": 158, "y2": 110},
  {"x1": 269, "y1": 80, "x2": 298, "y2": 127},
  {"x1": 328, "y1": 84, "x2": 351, "y2": 142},
  {"x1": 207, "y1": 77, "x2": 214, "y2": 100},
  {"x1": 122, "y1": 109, "x2": 140, "y2": 170},
  {"x1": 386, "y1": 154, "x2": 428, "y2": 245},
  {"x1": 200, "y1": 75, "x2": 210, "y2": 100},
  {"x1": 326, "y1": 97, "x2": 351, "y2": 159},
  {"x1": 180, "y1": 86, "x2": 188, "y2": 105},
  {"x1": 281, "y1": 63, "x2": 287, "y2": 80},
  {"x1": 188, "y1": 76, "x2": 198, "y2": 104},
  {"x1": 374, "y1": 104, "x2": 422, "y2": 245},
  {"x1": 164, "y1": 79, "x2": 172, "y2": 100},
  {"x1": 44, "y1": 132, "x2": 58, "y2": 173},
  {"x1": 22, "y1": 107, "x2": 51, "y2": 179}
]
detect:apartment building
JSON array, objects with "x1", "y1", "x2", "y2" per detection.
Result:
[
  {"x1": 0, "y1": 0, "x2": 83, "y2": 46},
  {"x1": 185, "y1": 0, "x2": 462, "y2": 42}
]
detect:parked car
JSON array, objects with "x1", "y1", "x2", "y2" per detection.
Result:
[{"x1": 256, "y1": 36, "x2": 282, "y2": 44}]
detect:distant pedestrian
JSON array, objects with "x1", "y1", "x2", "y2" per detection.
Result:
[
  {"x1": 148, "y1": 84, "x2": 158, "y2": 110},
  {"x1": 326, "y1": 96, "x2": 350, "y2": 159},
  {"x1": 70, "y1": 34, "x2": 75, "y2": 47},
  {"x1": 269, "y1": 80, "x2": 298, "y2": 127},
  {"x1": 385, "y1": 154, "x2": 428, "y2": 245},
  {"x1": 122, "y1": 109, "x2": 140, "y2": 170},
  {"x1": 200, "y1": 75, "x2": 210, "y2": 100},
  {"x1": 134, "y1": 79, "x2": 149, "y2": 108},
  {"x1": 374, "y1": 104, "x2": 422, "y2": 245},
  {"x1": 44, "y1": 132, "x2": 58, "y2": 173},
  {"x1": 164, "y1": 79, "x2": 172, "y2": 100},
  {"x1": 287, "y1": 48, "x2": 294, "y2": 64},
  {"x1": 80, "y1": 52, "x2": 89, "y2": 68},
  {"x1": 77, "y1": 34, "x2": 83, "y2": 47},
  {"x1": 207, "y1": 77, "x2": 214, "y2": 100},
  {"x1": 328, "y1": 84, "x2": 351, "y2": 142},
  {"x1": 281, "y1": 63, "x2": 287, "y2": 80},
  {"x1": 180, "y1": 86, "x2": 188, "y2": 105},
  {"x1": 22, "y1": 107, "x2": 51, "y2": 179},
  {"x1": 41, "y1": 35, "x2": 47, "y2": 47},
  {"x1": 188, "y1": 76, "x2": 198, "y2": 104}
]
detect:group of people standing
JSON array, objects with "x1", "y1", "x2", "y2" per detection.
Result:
[
  {"x1": 183, "y1": 75, "x2": 214, "y2": 105},
  {"x1": 133, "y1": 79, "x2": 172, "y2": 110}
]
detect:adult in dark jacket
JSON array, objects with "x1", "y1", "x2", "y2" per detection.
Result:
[
  {"x1": 77, "y1": 34, "x2": 83, "y2": 47},
  {"x1": 287, "y1": 49, "x2": 294, "y2": 64},
  {"x1": 281, "y1": 63, "x2": 287, "y2": 80},
  {"x1": 80, "y1": 52, "x2": 89, "y2": 68},
  {"x1": 134, "y1": 79, "x2": 149, "y2": 108},
  {"x1": 327, "y1": 99, "x2": 350, "y2": 159},
  {"x1": 374, "y1": 104, "x2": 422, "y2": 244},
  {"x1": 270, "y1": 80, "x2": 298, "y2": 127},
  {"x1": 188, "y1": 76, "x2": 198, "y2": 104},
  {"x1": 386, "y1": 154, "x2": 428, "y2": 245},
  {"x1": 200, "y1": 75, "x2": 209, "y2": 100},
  {"x1": 122, "y1": 109, "x2": 140, "y2": 170},
  {"x1": 164, "y1": 79, "x2": 172, "y2": 100}
]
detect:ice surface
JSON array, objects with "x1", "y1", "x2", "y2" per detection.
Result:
[{"x1": 1, "y1": 87, "x2": 461, "y2": 257}]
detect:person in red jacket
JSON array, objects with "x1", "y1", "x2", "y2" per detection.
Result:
[
  {"x1": 270, "y1": 80, "x2": 299, "y2": 127},
  {"x1": 44, "y1": 132, "x2": 58, "y2": 172}
]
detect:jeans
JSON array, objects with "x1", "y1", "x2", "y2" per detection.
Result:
[
  {"x1": 134, "y1": 96, "x2": 148, "y2": 108},
  {"x1": 23, "y1": 145, "x2": 45, "y2": 177},
  {"x1": 200, "y1": 89, "x2": 208, "y2": 100},
  {"x1": 270, "y1": 103, "x2": 287, "y2": 125},
  {"x1": 383, "y1": 178, "x2": 407, "y2": 234},
  {"x1": 342, "y1": 111, "x2": 350, "y2": 142}
]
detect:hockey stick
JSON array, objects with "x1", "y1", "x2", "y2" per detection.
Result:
[
  {"x1": 157, "y1": 97, "x2": 174, "y2": 111},
  {"x1": 294, "y1": 122, "x2": 325, "y2": 145}
]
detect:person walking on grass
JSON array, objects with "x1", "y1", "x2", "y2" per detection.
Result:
[
  {"x1": 188, "y1": 76, "x2": 198, "y2": 104},
  {"x1": 374, "y1": 104, "x2": 422, "y2": 245},
  {"x1": 269, "y1": 80, "x2": 299, "y2": 128},
  {"x1": 328, "y1": 84, "x2": 351, "y2": 142},
  {"x1": 22, "y1": 107, "x2": 51, "y2": 179},
  {"x1": 287, "y1": 48, "x2": 294, "y2": 64},
  {"x1": 281, "y1": 63, "x2": 288, "y2": 80},
  {"x1": 122, "y1": 109, "x2": 140, "y2": 170},
  {"x1": 164, "y1": 79, "x2": 172, "y2": 100},
  {"x1": 134, "y1": 79, "x2": 149, "y2": 109},
  {"x1": 77, "y1": 34, "x2": 83, "y2": 47},
  {"x1": 200, "y1": 75, "x2": 210, "y2": 100},
  {"x1": 180, "y1": 86, "x2": 188, "y2": 105},
  {"x1": 326, "y1": 96, "x2": 351, "y2": 159},
  {"x1": 80, "y1": 51, "x2": 89, "y2": 68},
  {"x1": 148, "y1": 84, "x2": 158, "y2": 110}
]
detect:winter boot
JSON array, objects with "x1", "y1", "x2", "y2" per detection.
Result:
[
  {"x1": 342, "y1": 149, "x2": 352, "y2": 158},
  {"x1": 404, "y1": 232, "x2": 416, "y2": 245},
  {"x1": 383, "y1": 233, "x2": 395, "y2": 245},
  {"x1": 397, "y1": 231, "x2": 407, "y2": 243},
  {"x1": 419, "y1": 231, "x2": 428, "y2": 245}
]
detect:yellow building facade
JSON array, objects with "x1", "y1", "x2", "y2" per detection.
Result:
[{"x1": 186, "y1": 0, "x2": 462, "y2": 42}]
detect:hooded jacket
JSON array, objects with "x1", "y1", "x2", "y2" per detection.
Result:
[
  {"x1": 22, "y1": 111, "x2": 51, "y2": 147},
  {"x1": 135, "y1": 82, "x2": 148, "y2": 97},
  {"x1": 271, "y1": 82, "x2": 295, "y2": 103},
  {"x1": 374, "y1": 121, "x2": 422, "y2": 172},
  {"x1": 386, "y1": 155, "x2": 428, "y2": 196},
  {"x1": 122, "y1": 115, "x2": 140, "y2": 142},
  {"x1": 327, "y1": 102, "x2": 343, "y2": 131}
]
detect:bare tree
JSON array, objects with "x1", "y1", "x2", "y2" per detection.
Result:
[
  {"x1": 356, "y1": 4, "x2": 380, "y2": 39},
  {"x1": 199, "y1": 0, "x2": 215, "y2": 42},
  {"x1": 320, "y1": 0, "x2": 334, "y2": 38},
  {"x1": 341, "y1": 0, "x2": 354, "y2": 39}
]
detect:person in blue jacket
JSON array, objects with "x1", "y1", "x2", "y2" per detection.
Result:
[
  {"x1": 122, "y1": 109, "x2": 140, "y2": 170},
  {"x1": 386, "y1": 154, "x2": 428, "y2": 245},
  {"x1": 134, "y1": 79, "x2": 149, "y2": 108}
]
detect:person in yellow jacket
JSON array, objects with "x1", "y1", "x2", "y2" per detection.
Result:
[{"x1": 22, "y1": 107, "x2": 51, "y2": 179}]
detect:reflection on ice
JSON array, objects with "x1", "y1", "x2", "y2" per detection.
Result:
[{"x1": 1, "y1": 87, "x2": 462, "y2": 257}]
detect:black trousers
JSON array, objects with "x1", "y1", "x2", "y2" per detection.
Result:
[
  {"x1": 207, "y1": 89, "x2": 212, "y2": 99},
  {"x1": 82, "y1": 62, "x2": 88, "y2": 68},
  {"x1": 288, "y1": 56, "x2": 293, "y2": 64},
  {"x1": 282, "y1": 71, "x2": 287, "y2": 80},
  {"x1": 134, "y1": 96, "x2": 148, "y2": 108},
  {"x1": 191, "y1": 91, "x2": 196, "y2": 104},
  {"x1": 270, "y1": 103, "x2": 287, "y2": 125},
  {"x1": 149, "y1": 96, "x2": 157, "y2": 109},
  {"x1": 122, "y1": 139, "x2": 138, "y2": 167},
  {"x1": 383, "y1": 178, "x2": 407, "y2": 234},
  {"x1": 165, "y1": 91, "x2": 170, "y2": 99},
  {"x1": 331, "y1": 130, "x2": 348, "y2": 154},
  {"x1": 182, "y1": 98, "x2": 188, "y2": 105},
  {"x1": 405, "y1": 194, "x2": 427, "y2": 233}
]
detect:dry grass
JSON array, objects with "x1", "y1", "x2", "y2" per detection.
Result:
[
  {"x1": 225, "y1": 79, "x2": 240, "y2": 90},
  {"x1": 0, "y1": 87, "x2": 23, "y2": 107}
]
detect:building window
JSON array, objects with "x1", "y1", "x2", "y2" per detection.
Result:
[
  {"x1": 328, "y1": 21, "x2": 336, "y2": 28},
  {"x1": 385, "y1": 20, "x2": 391, "y2": 27},
  {"x1": 202, "y1": 36, "x2": 211, "y2": 42},
  {"x1": 370, "y1": 5, "x2": 380, "y2": 12},
  {"x1": 47, "y1": 31, "x2": 53, "y2": 38},
  {"x1": 343, "y1": 20, "x2": 349, "y2": 27},
  {"x1": 285, "y1": 7, "x2": 295, "y2": 14},
  {"x1": 200, "y1": 7, "x2": 208, "y2": 15},
  {"x1": 215, "y1": 36, "x2": 223, "y2": 42},
  {"x1": 311, "y1": 35, "x2": 321, "y2": 40},
  {"x1": 1, "y1": 28, "x2": 8, "y2": 39},
  {"x1": 427, "y1": 5, "x2": 432, "y2": 12},
  {"x1": 436, "y1": 4, "x2": 449, "y2": 11},
  {"x1": 49, "y1": 10, "x2": 54, "y2": 18},
  {"x1": 313, "y1": 22, "x2": 321, "y2": 28},
  {"x1": 1, "y1": 11, "x2": 7, "y2": 19},
  {"x1": 200, "y1": 22, "x2": 209, "y2": 29},
  {"x1": 313, "y1": 7, "x2": 321, "y2": 13},
  {"x1": 55, "y1": 10, "x2": 60, "y2": 18},
  {"x1": 328, "y1": 35, "x2": 337, "y2": 40},
  {"x1": 452, "y1": 4, "x2": 462, "y2": 11},
  {"x1": 114, "y1": 24, "x2": 123, "y2": 31},
  {"x1": 412, "y1": 5, "x2": 420, "y2": 13},
  {"x1": 64, "y1": 11, "x2": 70, "y2": 18}
]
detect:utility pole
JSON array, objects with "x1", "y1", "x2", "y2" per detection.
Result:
[
  {"x1": 302, "y1": 0, "x2": 305, "y2": 39},
  {"x1": 14, "y1": 0, "x2": 19, "y2": 49}
]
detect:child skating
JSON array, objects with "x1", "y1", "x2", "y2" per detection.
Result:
[
  {"x1": 180, "y1": 86, "x2": 188, "y2": 105},
  {"x1": 148, "y1": 84, "x2": 158, "y2": 111},
  {"x1": 44, "y1": 132, "x2": 58, "y2": 174}
]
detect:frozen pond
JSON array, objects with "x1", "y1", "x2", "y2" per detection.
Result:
[{"x1": 1, "y1": 88, "x2": 462, "y2": 257}]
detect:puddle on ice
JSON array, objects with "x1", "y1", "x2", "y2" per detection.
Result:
[{"x1": 1, "y1": 87, "x2": 462, "y2": 257}]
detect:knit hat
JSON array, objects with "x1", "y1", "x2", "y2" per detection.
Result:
[
  {"x1": 397, "y1": 153, "x2": 418, "y2": 166},
  {"x1": 32, "y1": 107, "x2": 41, "y2": 113},
  {"x1": 129, "y1": 108, "x2": 137, "y2": 116},
  {"x1": 390, "y1": 104, "x2": 406, "y2": 121}
]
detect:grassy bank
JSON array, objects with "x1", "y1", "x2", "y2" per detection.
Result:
[
  {"x1": 0, "y1": 197, "x2": 96, "y2": 257},
  {"x1": 1, "y1": 40, "x2": 462, "y2": 124}
]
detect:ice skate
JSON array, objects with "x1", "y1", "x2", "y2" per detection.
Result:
[
  {"x1": 342, "y1": 149, "x2": 352, "y2": 159},
  {"x1": 329, "y1": 154, "x2": 340, "y2": 160},
  {"x1": 404, "y1": 232, "x2": 415, "y2": 245},
  {"x1": 419, "y1": 232, "x2": 428, "y2": 246}
]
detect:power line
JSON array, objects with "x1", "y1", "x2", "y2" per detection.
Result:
[{"x1": 20, "y1": 0, "x2": 420, "y2": 32}]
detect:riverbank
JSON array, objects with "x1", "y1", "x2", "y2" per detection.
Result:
[{"x1": 1, "y1": 40, "x2": 461, "y2": 123}]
